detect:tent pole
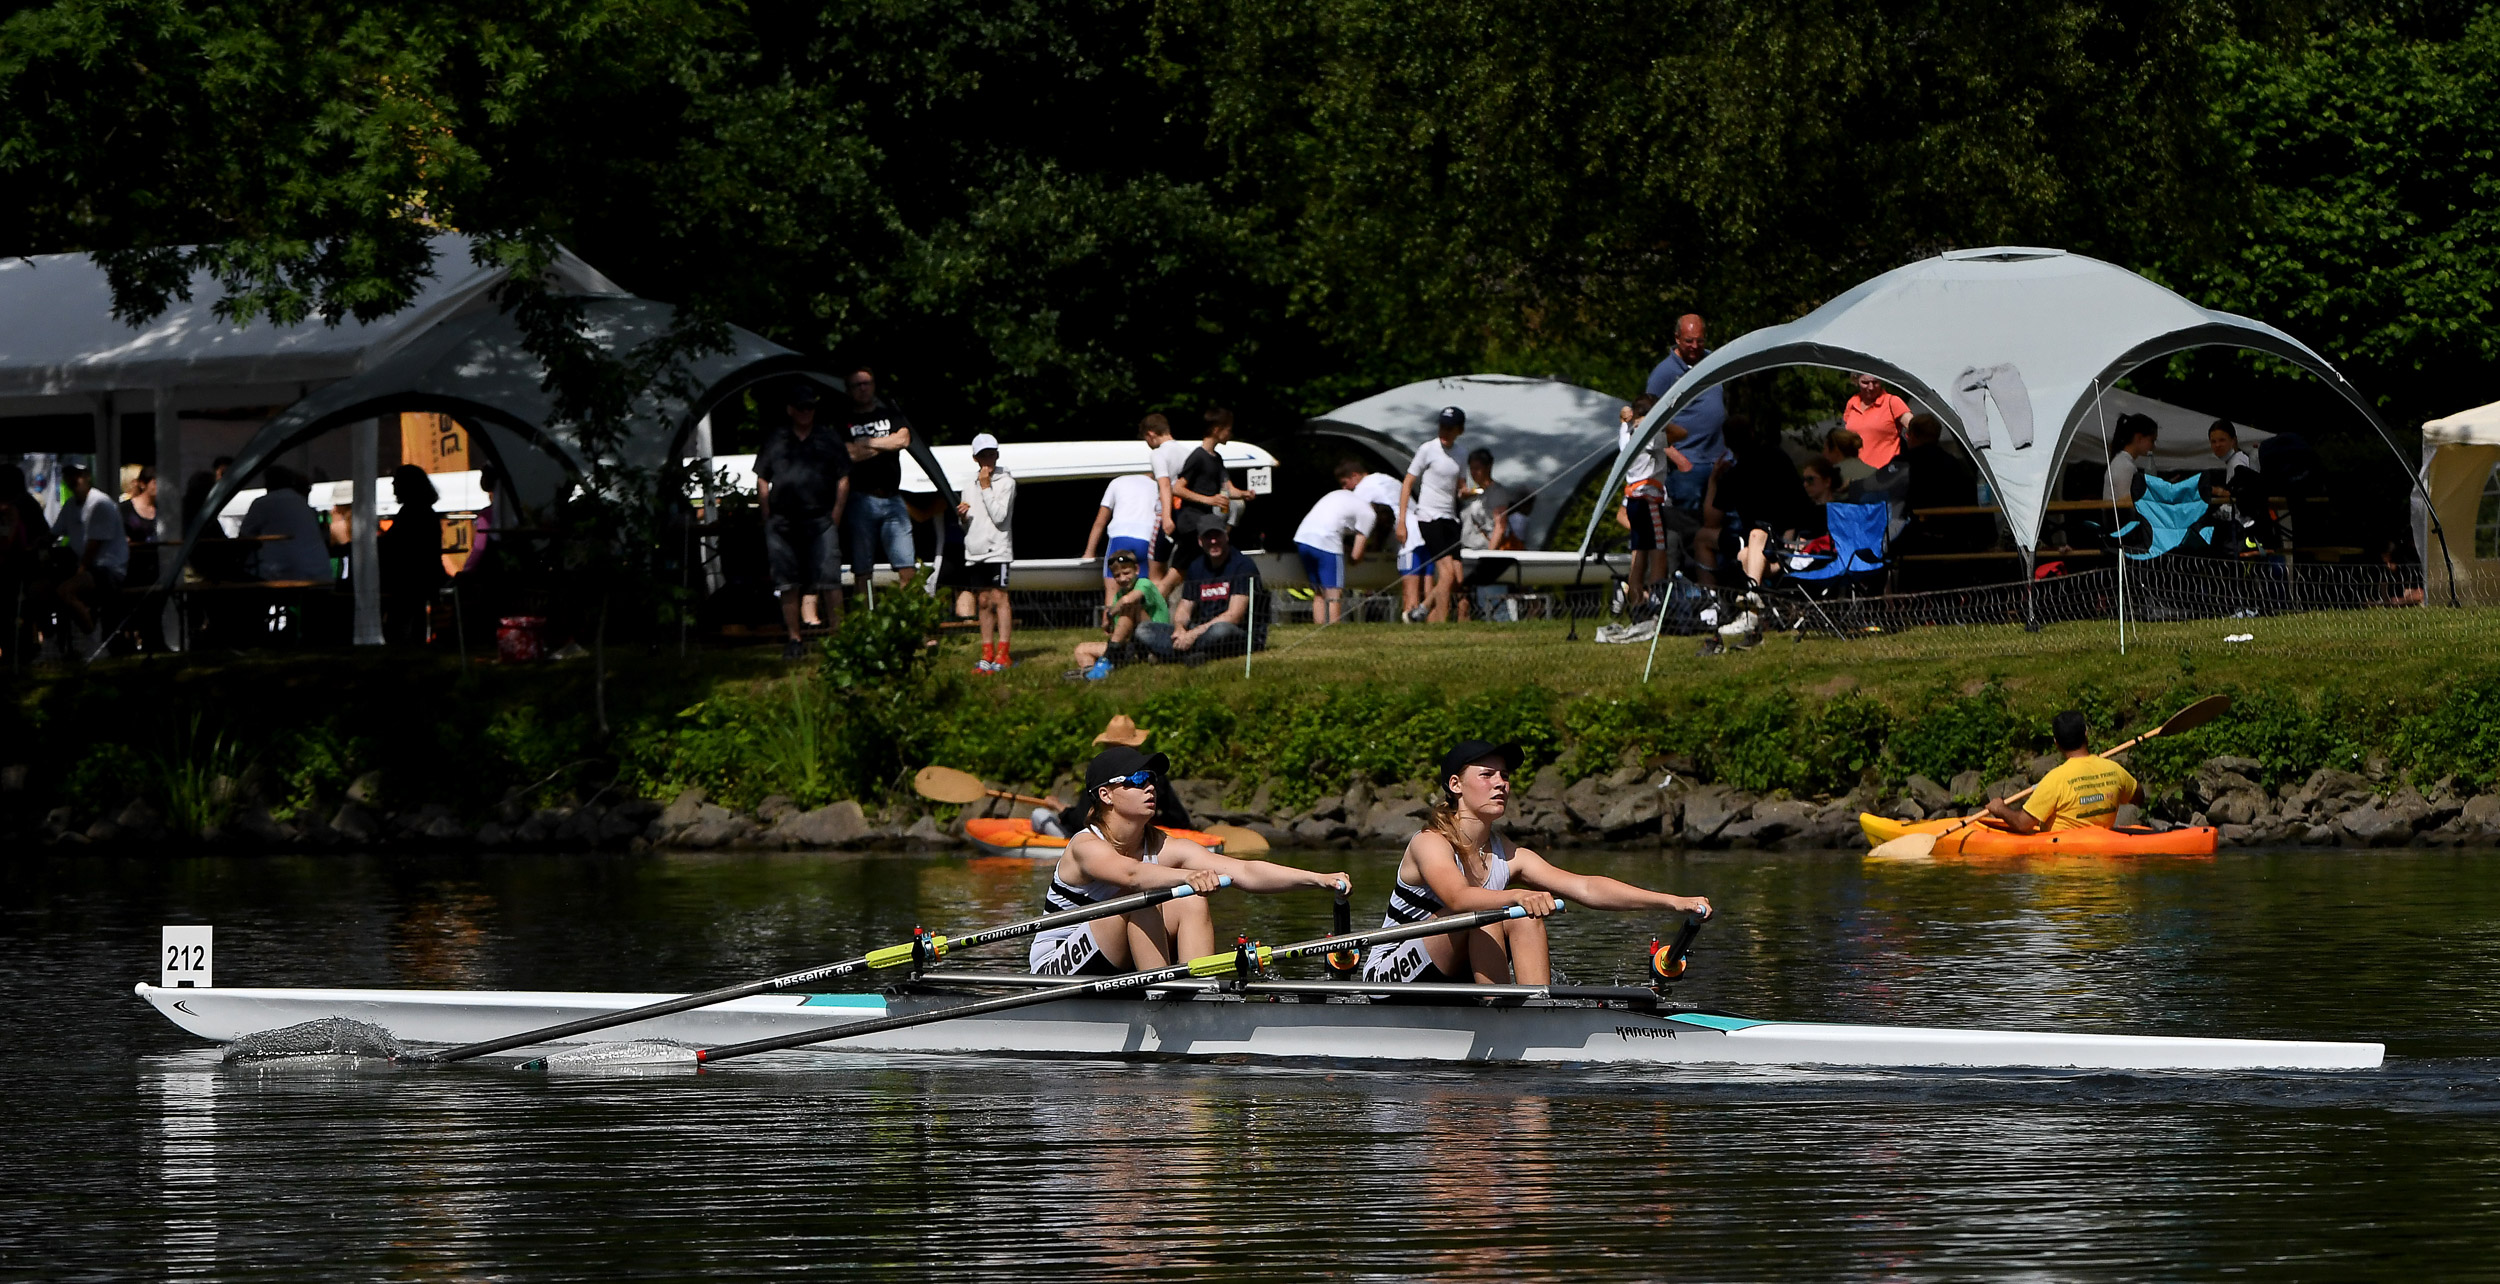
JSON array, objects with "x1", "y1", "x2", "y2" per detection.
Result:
[{"x1": 352, "y1": 418, "x2": 383, "y2": 646}]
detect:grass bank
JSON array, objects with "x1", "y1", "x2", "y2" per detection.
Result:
[{"x1": 13, "y1": 600, "x2": 2500, "y2": 838}]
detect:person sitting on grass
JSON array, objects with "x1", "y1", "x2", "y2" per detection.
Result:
[
  {"x1": 1136, "y1": 522, "x2": 1257, "y2": 662},
  {"x1": 1985, "y1": 711, "x2": 2138, "y2": 833},
  {"x1": 1075, "y1": 549, "x2": 1167, "y2": 679}
]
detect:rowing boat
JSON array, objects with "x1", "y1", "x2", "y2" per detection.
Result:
[
  {"x1": 963, "y1": 817, "x2": 1229, "y2": 858},
  {"x1": 133, "y1": 976, "x2": 2380, "y2": 1071},
  {"x1": 1859, "y1": 813, "x2": 2219, "y2": 857}
]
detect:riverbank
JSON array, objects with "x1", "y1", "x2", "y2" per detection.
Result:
[{"x1": 9, "y1": 603, "x2": 2498, "y2": 852}]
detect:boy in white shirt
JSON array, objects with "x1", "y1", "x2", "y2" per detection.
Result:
[
  {"x1": 1291, "y1": 459, "x2": 1378, "y2": 624},
  {"x1": 1082, "y1": 469, "x2": 1164, "y2": 614},
  {"x1": 1398, "y1": 407, "x2": 1468, "y2": 623}
]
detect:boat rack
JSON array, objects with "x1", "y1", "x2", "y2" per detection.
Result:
[{"x1": 900, "y1": 969, "x2": 1727, "y2": 1015}]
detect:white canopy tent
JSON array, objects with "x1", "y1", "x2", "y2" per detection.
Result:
[
  {"x1": 1310, "y1": 374, "x2": 1626, "y2": 548},
  {"x1": 2420, "y1": 400, "x2": 2500, "y2": 606},
  {"x1": 1592, "y1": 247, "x2": 2439, "y2": 567}
]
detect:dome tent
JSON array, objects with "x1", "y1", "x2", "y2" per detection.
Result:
[
  {"x1": 1309, "y1": 374, "x2": 1626, "y2": 549},
  {"x1": 2420, "y1": 400, "x2": 2500, "y2": 606},
  {"x1": 1587, "y1": 247, "x2": 2448, "y2": 573}
]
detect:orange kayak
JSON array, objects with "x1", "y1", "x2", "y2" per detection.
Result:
[
  {"x1": 1859, "y1": 813, "x2": 2217, "y2": 857},
  {"x1": 964, "y1": 817, "x2": 1228, "y2": 859}
]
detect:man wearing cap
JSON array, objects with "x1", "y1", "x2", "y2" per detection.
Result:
[
  {"x1": 840, "y1": 367, "x2": 920, "y2": 592},
  {"x1": 1397, "y1": 407, "x2": 1468, "y2": 623},
  {"x1": 1362, "y1": 740, "x2": 1712, "y2": 986},
  {"x1": 1029, "y1": 746, "x2": 1352, "y2": 976},
  {"x1": 753, "y1": 380, "x2": 850, "y2": 659},
  {"x1": 1137, "y1": 523, "x2": 1257, "y2": 662},
  {"x1": 957, "y1": 432, "x2": 1016, "y2": 672}
]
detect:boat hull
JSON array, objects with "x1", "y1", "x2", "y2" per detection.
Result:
[
  {"x1": 963, "y1": 819, "x2": 1227, "y2": 859},
  {"x1": 133, "y1": 983, "x2": 2380, "y2": 1071},
  {"x1": 1860, "y1": 813, "x2": 2219, "y2": 857}
]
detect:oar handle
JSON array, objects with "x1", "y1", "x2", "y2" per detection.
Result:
[{"x1": 987, "y1": 786, "x2": 1058, "y2": 809}]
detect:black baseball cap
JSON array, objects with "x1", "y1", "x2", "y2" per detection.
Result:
[
  {"x1": 1086, "y1": 746, "x2": 1171, "y2": 795},
  {"x1": 1437, "y1": 739, "x2": 1522, "y2": 804},
  {"x1": 786, "y1": 381, "x2": 822, "y2": 407},
  {"x1": 1437, "y1": 406, "x2": 1466, "y2": 428}
]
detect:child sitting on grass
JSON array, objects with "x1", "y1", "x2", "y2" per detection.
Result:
[{"x1": 1076, "y1": 550, "x2": 1168, "y2": 679}]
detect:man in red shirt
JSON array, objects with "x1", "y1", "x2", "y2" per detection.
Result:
[{"x1": 1842, "y1": 374, "x2": 1913, "y2": 470}]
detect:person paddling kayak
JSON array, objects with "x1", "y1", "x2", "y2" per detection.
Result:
[
  {"x1": 1031, "y1": 746, "x2": 1351, "y2": 976},
  {"x1": 1984, "y1": 710, "x2": 2138, "y2": 833},
  {"x1": 1362, "y1": 740, "x2": 1711, "y2": 985}
]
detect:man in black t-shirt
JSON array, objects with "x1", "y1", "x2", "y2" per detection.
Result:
[
  {"x1": 754, "y1": 381, "x2": 851, "y2": 658},
  {"x1": 841, "y1": 367, "x2": 919, "y2": 589},
  {"x1": 1167, "y1": 407, "x2": 1254, "y2": 577},
  {"x1": 1135, "y1": 524, "x2": 1261, "y2": 662}
]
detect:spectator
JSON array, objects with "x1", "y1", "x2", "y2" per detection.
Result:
[
  {"x1": 1076, "y1": 549, "x2": 1167, "y2": 679},
  {"x1": 1397, "y1": 406, "x2": 1468, "y2": 623},
  {"x1": 1841, "y1": 374, "x2": 1913, "y2": 469},
  {"x1": 1798, "y1": 457, "x2": 1841, "y2": 531},
  {"x1": 1290, "y1": 458, "x2": 1377, "y2": 625},
  {"x1": 118, "y1": 464, "x2": 160, "y2": 589},
  {"x1": 1895, "y1": 414, "x2": 1986, "y2": 559},
  {"x1": 1350, "y1": 459, "x2": 1412, "y2": 621},
  {"x1": 1643, "y1": 314, "x2": 1729, "y2": 513},
  {"x1": 1137, "y1": 522, "x2": 1258, "y2": 662},
  {"x1": 0, "y1": 467, "x2": 42, "y2": 658},
  {"x1": 239, "y1": 465, "x2": 332, "y2": 583},
  {"x1": 2205, "y1": 419, "x2": 2264, "y2": 547},
  {"x1": 2105, "y1": 413, "x2": 2158, "y2": 503},
  {"x1": 179, "y1": 469, "x2": 245, "y2": 583},
  {"x1": 1459, "y1": 448, "x2": 1522, "y2": 551},
  {"x1": 50, "y1": 462, "x2": 129, "y2": 655},
  {"x1": 1617, "y1": 395, "x2": 1696, "y2": 609},
  {"x1": 1081, "y1": 464, "x2": 1162, "y2": 615},
  {"x1": 1169, "y1": 408, "x2": 1252, "y2": 594},
  {"x1": 957, "y1": 433, "x2": 1017, "y2": 673},
  {"x1": 840, "y1": 367, "x2": 918, "y2": 592},
  {"x1": 756, "y1": 380, "x2": 851, "y2": 659},
  {"x1": 377, "y1": 465, "x2": 447, "y2": 644},
  {"x1": 1141, "y1": 413, "x2": 1196, "y2": 595},
  {"x1": 1703, "y1": 418, "x2": 1806, "y2": 587},
  {"x1": 1822, "y1": 428, "x2": 1875, "y2": 497}
]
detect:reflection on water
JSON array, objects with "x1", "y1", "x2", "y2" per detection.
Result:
[{"x1": 7, "y1": 846, "x2": 2500, "y2": 1278}]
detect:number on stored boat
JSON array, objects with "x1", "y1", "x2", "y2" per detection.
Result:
[{"x1": 162, "y1": 926, "x2": 213, "y2": 988}]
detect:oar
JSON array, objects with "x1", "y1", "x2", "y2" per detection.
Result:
[
  {"x1": 684, "y1": 901, "x2": 1565, "y2": 1066},
  {"x1": 914, "y1": 765, "x2": 1055, "y2": 809},
  {"x1": 415, "y1": 879, "x2": 1229, "y2": 1064},
  {"x1": 1867, "y1": 694, "x2": 2232, "y2": 860}
]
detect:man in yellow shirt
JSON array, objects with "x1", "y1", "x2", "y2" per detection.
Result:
[{"x1": 1986, "y1": 711, "x2": 2139, "y2": 833}]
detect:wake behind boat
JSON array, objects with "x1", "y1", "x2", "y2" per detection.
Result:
[{"x1": 135, "y1": 976, "x2": 2383, "y2": 1071}]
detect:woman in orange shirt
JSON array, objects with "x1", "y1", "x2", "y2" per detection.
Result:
[{"x1": 1842, "y1": 373, "x2": 1913, "y2": 469}]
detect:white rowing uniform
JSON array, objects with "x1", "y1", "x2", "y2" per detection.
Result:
[
  {"x1": 1029, "y1": 826, "x2": 1161, "y2": 976},
  {"x1": 1360, "y1": 829, "x2": 1514, "y2": 983}
]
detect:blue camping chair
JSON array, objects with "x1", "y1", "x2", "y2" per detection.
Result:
[
  {"x1": 2115, "y1": 474, "x2": 2212, "y2": 560},
  {"x1": 1791, "y1": 501, "x2": 1890, "y2": 586}
]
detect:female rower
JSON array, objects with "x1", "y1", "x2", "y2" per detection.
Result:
[
  {"x1": 1362, "y1": 740, "x2": 1710, "y2": 985},
  {"x1": 1030, "y1": 746, "x2": 1351, "y2": 976}
]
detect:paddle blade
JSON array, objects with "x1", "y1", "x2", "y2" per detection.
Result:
[
  {"x1": 1866, "y1": 831, "x2": 1939, "y2": 861},
  {"x1": 527, "y1": 1041, "x2": 701, "y2": 1072},
  {"x1": 913, "y1": 765, "x2": 990, "y2": 805},
  {"x1": 2156, "y1": 694, "x2": 2232, "y2": 738},
  {"x1": 1201, "y1": 822, "x2": 1268, "y2": 854}
]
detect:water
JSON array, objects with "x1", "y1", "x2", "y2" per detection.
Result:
[{"x1": 8, "y1": 846, "x2": 2500, "y2": 1279}]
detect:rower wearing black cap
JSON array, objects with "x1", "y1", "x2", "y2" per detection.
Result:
[
  {"x1": 1362, "y1": 739, "x2": 1711, "y2": 985},
  {"x1": 1029, "y1": 746, "x2": 1352, "y2": 976}
]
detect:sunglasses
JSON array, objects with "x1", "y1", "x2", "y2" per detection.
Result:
[{"x1": 1102, "y1": 770, "x2": 1160, "y2": 789}]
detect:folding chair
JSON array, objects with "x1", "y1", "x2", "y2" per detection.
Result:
[
  {"x1": 1789, "y1": 501, "x2": 1891, "y2": 590},
  {"x1": 2115, "y1": 474, "x2": 2213, "y2": 560}
]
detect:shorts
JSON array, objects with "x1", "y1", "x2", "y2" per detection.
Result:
[
  {"x1": 1166, "y1": 524, "x2": 1209, "y2": 575},
  {"x1": 1417, "y1": 517, "x2": 1463, "y2": 563},
  {"x1": 1400, "y1": 546, "x2": 1429, "y2": 578},
  {"x1": 962, "y1": 560, "x2": 1011, "y2": 590},
  {"x1": 844, "y1": 493, "x2": 916, "y2": 579},
  {"x1": 1103, "y1": 535, "x2": 1152, "y2": 578},
  {"x1": 1151, "y1": 527, "x2": 1177, "y2": 568},
  {"x1": 766, "y1": 516, "x2": 842, "y2": 592},
  {"x1": 1359, "y1": 935, "x2": 1456, "y2": 984},
  {"x1": 1294, "y1": 541, "x2": 1344, "y2": 590},
  {"x1": 1030, "y1": 926, "x2": 1119, "y2": 976},
  {"x1": 1624, "y1": 494, "x2": 1669, "y2": 551}
]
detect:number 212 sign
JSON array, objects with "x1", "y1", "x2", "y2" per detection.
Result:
[{"x1": 162, "y1": 926, "x2": 213, "y2": 988}]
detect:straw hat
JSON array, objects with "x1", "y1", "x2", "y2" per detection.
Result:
[{"x1": 1092, "y1": 715, "x2": 1152, "y2": 747}]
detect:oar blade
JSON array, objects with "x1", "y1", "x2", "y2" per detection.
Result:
[
  {"x1": 525, "y1": 1040, "x2": 702, "y2": 1072},
  {"x1": 1866, "y1": 831, "x2": 1940, "y2": 861},
  {"x1": 2156, "y1": 694, "x2": 2232, "y2": 738},
  {"x1": 1201, "y1": 822, "x2": 1269, "y2": 854},
  {"x1": 913, "y1": 765, "x2": 991, "y2": 805}
]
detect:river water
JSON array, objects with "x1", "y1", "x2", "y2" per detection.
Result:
[{"x1": 7, "y1": 845, "x2": 2499, "y2": 1280}]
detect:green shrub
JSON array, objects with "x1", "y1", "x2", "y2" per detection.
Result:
[{"x1": 1887, "y1": 683, "x2": 2022, "y2": 784}]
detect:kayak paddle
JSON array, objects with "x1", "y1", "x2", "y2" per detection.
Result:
[
  {"x1": 1200, "y1": 822, "x2": 1270, "y2": 854},
  {"x1": 1867, "y1": 694, "x2": 2232, "y2": 860},
  {"x1": 914, "y1": 765, "x2": 1057, "y2": 809},
  {"x1": 415, "y1": 878, "x2": 1229, "y2": 1064},
  {"x1": 533, "y1": 901, "x2": 1564, "y2": 1069}
]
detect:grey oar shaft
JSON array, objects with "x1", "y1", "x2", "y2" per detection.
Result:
[
  {"x1": 698, "y1": 901, "x2": 1557, "y2": 1064},
  {"x1": 424, "y1": 882, "x2": 1210, "y2": 1063}
]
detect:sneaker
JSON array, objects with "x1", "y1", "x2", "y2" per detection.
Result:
[
  {"x1": 974, "y1": 659, "x2": 999, "y2": 674},
  {"x1": 781, "y1": 639, "x2": 806, "y2": 661},
  {"x1": 1085, "y1": 659, "x2": 1113, "y2": 681},
  {"x1": 1696, "y1": 635, "x2": 1725, "y2": 657},
  {"x1": 1594, "y1": 623, "x2": 1625, "y2": 644},
  {"x1": 1404, "y1": 603, "x2": 1431, "y2": 623},
  {"x1": 1617, "y1": 616, "x2": 1659, "y2": 643}
]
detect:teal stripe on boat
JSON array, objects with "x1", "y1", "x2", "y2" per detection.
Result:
[
  {"x1": 1666, "y1": 1013, "x2": 1769, "y2": 1032},
  {"x1": 799, "y1": 994, "x2": 887, "y2": 1009}
]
